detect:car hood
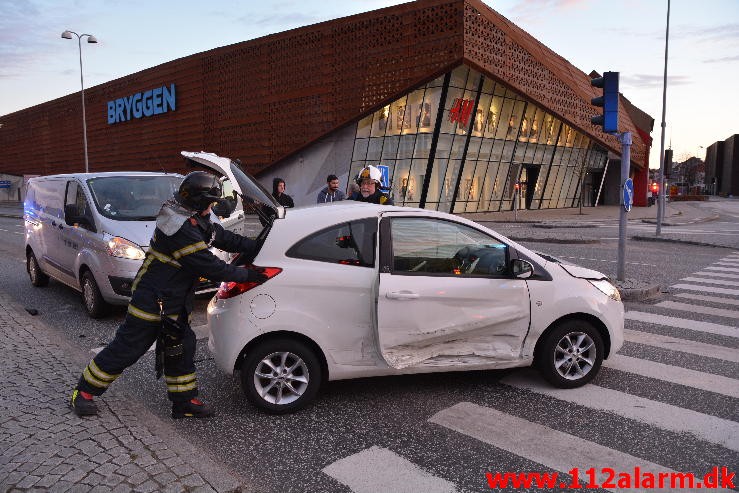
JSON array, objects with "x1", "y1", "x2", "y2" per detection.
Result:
[
  {"x1": 559, "y1": 263, "x2": 608, "y2": 280},
  {"x1": 180, "y1": 151, "x2": 284, "y2": 219},
  {"x1": 98, "y1": 216, "x2": 156, "y2": 248}
]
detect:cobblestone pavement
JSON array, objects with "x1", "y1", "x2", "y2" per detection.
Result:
[{"x1": 0, "y1": 293, "x2": 247, "y2": 493}]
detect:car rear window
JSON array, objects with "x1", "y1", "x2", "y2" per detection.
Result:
[{"x1": 286, "y1": 218, "x2": 377, "y2": 267}]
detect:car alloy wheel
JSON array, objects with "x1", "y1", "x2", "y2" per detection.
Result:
[
  {"x1": 538, "y1": 319, "x2": 603, "y2": 388},
  {"x1": 27, "y1": 251, "x2": 49, "y2": 287},
  {"x1": 242, "y1": 338, "x2": 321, "y2": 414}
]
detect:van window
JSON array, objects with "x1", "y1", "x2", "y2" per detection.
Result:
[
  {"x1": 88, "y1": 176, "x2": 182, "y2": 220},
  {"x1": 65, "y1": 181, "x2": 94, "y2": 229},
  {"x1": 33, "y1": 180, "x2": 66, "y2": 219}
]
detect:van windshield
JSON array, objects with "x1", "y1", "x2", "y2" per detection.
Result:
[{"x1": 88, "y1": 175, "x2": 183, "y2": 220}]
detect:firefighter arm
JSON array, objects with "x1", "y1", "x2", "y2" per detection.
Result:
[{"x1": 211, "y1": 223, "x2": 258, "y2": 254}]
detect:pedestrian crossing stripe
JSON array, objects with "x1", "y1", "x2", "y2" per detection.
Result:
[
  {"x1": 624, "y1": 329, "x2": 739, "y2": 363},
  {"x1": 674, "y1": 292, "x2": 739, "y2": 306},
  {"x1": 655, "y1": 300, "x2": 739, "y2": 321},
  {"x1": 604, "y1": 354, "x2": 739, "y2": 398},
  {"x1": 671, "y1": 283, "x2": 739, "y2": 296},
  {"x1": 693, "y1": 271, "x2": 739, "y2": 280},
  {"x1": 681, "y1": 276, "x2": 739, "y2": 287},
  {"x1": 625, "y1": 311, "x2": 738, "y2": 338},
  {"x1": 501, "y1": 371, "x2": 739, "y2": 452},
  {"x1": 704, "y1": 266, "x2": 739, "y2": 273},
  {"x1": 322, "y1": 446, "x2": 457, "y2": 493},
  {"x1": 429, "y1": 402, "x2": 721, "y2": 493}
]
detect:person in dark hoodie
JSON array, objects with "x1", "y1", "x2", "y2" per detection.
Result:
[
  {"x1": 317, "y1": 174, "x2": 345, "y2": 203},
  {"x1": 259, "y1": 177, "x2": 294, "y2": 226}
]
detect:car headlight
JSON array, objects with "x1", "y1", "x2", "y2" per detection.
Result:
[
  {"x1": 106, "y1": 236, "x2": 145, "y2": 260},
  {"x1": 588, "y1": 279, "x2": 621, "y2": 302}
]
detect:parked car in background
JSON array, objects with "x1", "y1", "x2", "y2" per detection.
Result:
[
  {"x1": 185, "y1": 151, "x2": 625, "y2": 415},
  {"x1": 24, "y1": 171, "x2": 230, "y2": 318}
]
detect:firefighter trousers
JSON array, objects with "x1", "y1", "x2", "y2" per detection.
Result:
[{"x1": 76, "y1": 311, "x2": 198, "y2": 402}]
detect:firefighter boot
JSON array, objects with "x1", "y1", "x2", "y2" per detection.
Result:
[
  {"x1": 71, "y1": 390, "x2": 99, "y2": 416},
  {"x1": 172, "y1": 398, "x2": 214, "y2": 419}
]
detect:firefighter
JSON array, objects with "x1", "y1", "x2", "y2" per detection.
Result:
[
  {"x1": 71, "y1": 171, "x2": 266, "y2": 418},
  {"x1": 348, "y1": 165, "x2": 394, "y2": 205}
]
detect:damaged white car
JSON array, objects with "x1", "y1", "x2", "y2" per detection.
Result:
[{"x1": 186, "y1": 151, "x2": 625, "y2": 414}]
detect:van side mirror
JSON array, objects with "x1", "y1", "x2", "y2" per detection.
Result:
[
  {"x1": 64, "y1": 204, "x2": 94, "y2": 230},
  {"x1": 511, "y1": 259, "x2": 534, "y2": 279}
]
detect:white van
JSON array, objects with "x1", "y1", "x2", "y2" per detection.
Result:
[{"x1": 24, "y1": 171, "x2": 193, "y2": 318}]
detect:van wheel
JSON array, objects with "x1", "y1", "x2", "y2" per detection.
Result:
[
  {"x1": 81, "y1": 271, "x2": 110, "y2": 319},
  {"x1": 241, "y1": 338, "x2": 321, "y2": 414},
  {"x1": 27, "y1": 251, "x2": 49, "y2": 287},
  {"x1": 537, "y1": 319, "x2": 603, "y2": 388}
]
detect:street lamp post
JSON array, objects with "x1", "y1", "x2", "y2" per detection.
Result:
[{"x1": 61, "y1": 30, "x2": 97, "y2": 173}]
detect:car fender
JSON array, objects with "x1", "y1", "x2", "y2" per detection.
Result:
[{"x1": 522, "y1": 274, "x2": 622, "y2": 359}]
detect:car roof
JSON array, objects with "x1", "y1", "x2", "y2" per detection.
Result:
[{"x1": 31, "y1": 171, "x2": 183, "y2": 180}]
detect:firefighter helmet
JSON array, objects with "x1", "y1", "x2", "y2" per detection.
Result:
[
  {"x1": 356, "y1": 165, "x2": 383, "y2": 186},
  {"x1": 176, "y1": 171, "x2": 222, "y2": 211}
]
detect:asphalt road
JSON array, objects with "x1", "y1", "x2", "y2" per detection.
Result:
[{"x1": 2, "y1": 214, "x2": 737, "y2": 492}]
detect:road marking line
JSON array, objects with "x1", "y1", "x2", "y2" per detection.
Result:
[
  {"x1": 501, "y1": 372, "x2": 739, "y2": 453},
  {"x1": 674, "y1": 292, "x2": 739, "y2": 306},
  {"x1": 655, "y1": 300, "x2": 739, "y2": 321},
  {"x1": 605, "y1": 354, "x2": 739, "y2": 398},
  {"x1": 322, "y1": 446, "x2": 457, "y2": 493},
  {"x1": 693, "y1": 271, "x2": 739, "y2": 280},
  {"x1": 626, "y1": 310, "x2": 738, "y2": 337},
  {"x1": 704, "y1": 266, "x2": 739, "y2": 273},
  {"x1": 671, "y1": 283, "x2": 739, "y2": 296},
  {"x1": 624, "y1": 329, "x2": 739, "y2": 363},
  {"x1": 430, "y1": 402, "x2": 719, "y2": 493},
  {"x1": 682, "y1": 277, "x2": 739, "y2": 287},
  {"x1": 91, "y1": 324, "x2": 209, "y2": 355}
]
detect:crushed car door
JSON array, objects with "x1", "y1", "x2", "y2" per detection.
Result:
[{"x1": 376, "y1": 214, "x2": 531, "y2": 369}]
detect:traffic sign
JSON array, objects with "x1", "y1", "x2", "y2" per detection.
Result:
[
  {"x1": 0, "y1": 180, "x2": 11, "y2": 189},
  {"x1": 377, "y1": 165, "x2": 390, "y2": 189},
  {"x1": 623, "y1": 178, "x2": 634, "y2": 212}
]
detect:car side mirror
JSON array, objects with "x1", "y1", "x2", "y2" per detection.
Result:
[{"x1": 512, "y1": 259, "x2": 534, "y2": 279}]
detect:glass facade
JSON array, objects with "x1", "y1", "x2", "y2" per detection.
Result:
[{"x1": 350, "y1": 65, "x2": 609, "y2": 212}]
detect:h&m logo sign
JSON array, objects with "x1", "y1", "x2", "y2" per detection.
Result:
[{"x1": 107, "y1": 84, "x2": 176, "y2": 124}]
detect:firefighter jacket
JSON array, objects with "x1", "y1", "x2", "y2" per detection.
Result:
[
  {"x1": 127, "y1": 200, "x2": 255, "y2": 323},
  {"x1": 349, "y1": 189, "x2": 394, "y2": 205}
]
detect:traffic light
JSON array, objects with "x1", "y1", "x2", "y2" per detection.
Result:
[
  {"x1": 651, "y1": 182, "x2": 658, "y2": 193},
  {"x1": 590, "y1": 71, "x2": 619, "y2": 133}
]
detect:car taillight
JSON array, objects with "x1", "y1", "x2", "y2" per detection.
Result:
[{"x1": 216, "y1": 266, "x2": 282, "y2": 300}]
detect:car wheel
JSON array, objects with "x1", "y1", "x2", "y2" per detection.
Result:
[
  {"x1": 241, "y1": 338, "x2": 321, "y2": 414},
  {"x1": 27, "y1": 251, "x2": 49, "y2": 287},
  {"x1": 538, "y1": 319, "x2": 604, "y2": 388},
  {"x1": 81, "y1": 271, "x2": 110, "y2": 319}
]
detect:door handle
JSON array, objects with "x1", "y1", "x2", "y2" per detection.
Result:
[{"x1": 386, "y1": 291, "x2": 419, "y2": 300}]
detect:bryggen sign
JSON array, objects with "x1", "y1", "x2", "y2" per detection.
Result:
[{"x1": 107, "y1": 84, "x2": 176, "y2": 124}]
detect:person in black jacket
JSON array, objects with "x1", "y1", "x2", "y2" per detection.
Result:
[
  {"x1": 71, "y1": 171, "x2": 266, "y2": 419},
  {"x1": 259, "y1": 177, "x2": 294, "y2": 226}
]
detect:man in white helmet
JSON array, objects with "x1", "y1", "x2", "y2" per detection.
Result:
[{"x1": 348, "y1": 165, "x2": 394, "y2": 205}]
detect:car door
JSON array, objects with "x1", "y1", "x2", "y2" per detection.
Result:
[
  {"x1": 376, "y1": 214, "x2": 531, "y2": 369},
  {"x1": 56, "y1": 180, "x2": 93, "y2": 284},
  {"x1": 37, "y1": 179, "x2": 72, "y2": 279}
]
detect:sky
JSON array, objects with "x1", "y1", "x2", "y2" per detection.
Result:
[{"x1": 1, "y1": 0, "x2": 737, "y2": 169}]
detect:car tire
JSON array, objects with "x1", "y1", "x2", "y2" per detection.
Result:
[
  {"x1": 241, "y1": 338, "x2": 321, "y2": 414},
  {"x1": 27, "y1": 251, "x2": 50, "y2": 287},
  {"x1": 81, "y1": 271, "x2": 110, "y2": 319},
  {"x1": 537, "y1": 319, "x2": 604, "y2": 389}
]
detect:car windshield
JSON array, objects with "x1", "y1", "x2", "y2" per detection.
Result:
[{"x1": 87, "y1": 175, "x2": 182, "y2": 220}]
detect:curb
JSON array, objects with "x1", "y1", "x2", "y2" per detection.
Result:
[
  {"x1": 0, "y1": 293, "x2": 250, "y2": 492},
  {"x1": 641, "y1": 213, "x2": 720, "y2": 226},
  {"x1": 631, "y1": 235, "x2": 735, "y2": 249},
  {"x1": 617, "y1": 283, "x2": 661, "y2": 302},
  {"x1": 508, "y1": 236, "x2": 600, "y2": 244}
]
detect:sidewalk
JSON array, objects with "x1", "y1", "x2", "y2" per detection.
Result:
[{"x1": 0, "y1": 292, "x2": 248, "y2": 492}]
